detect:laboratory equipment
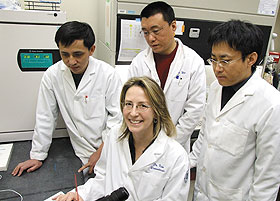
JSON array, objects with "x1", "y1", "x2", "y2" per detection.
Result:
[{"x1": 0, "y1": 9, "x2": 66, "y2": 142}]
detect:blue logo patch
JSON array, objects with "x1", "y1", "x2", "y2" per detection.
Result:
[{"x1": 150, "y1": 163, "x2": 165, "y2": 172}]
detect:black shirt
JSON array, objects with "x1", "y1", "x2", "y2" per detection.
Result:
[
  {"x1": 128, "y1": 133, "x2": 156, "y2": 165},
  {"x1": 221, "y1": 74, "x2": 253, "y2": 110},
  {"x1": 71, "y1": 71, "x2": 84, "y2": 89}
]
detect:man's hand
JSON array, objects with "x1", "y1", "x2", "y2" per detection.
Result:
[
  {"x1": 78, "y1": 142, "x2": 104, "y2": 174},
  {"x1": 12, "y1": 159, "x2": 43, "y2": 176}
]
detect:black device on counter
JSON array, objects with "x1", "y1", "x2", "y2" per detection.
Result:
[{"x1": 95, "y1": 187, "x2": 129, "y2": 201}]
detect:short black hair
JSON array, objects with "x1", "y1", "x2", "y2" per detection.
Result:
[
  {"x1": 208, "y1": 20, "x2": 264, "y2": 68},
  {"x1": 55, "y1": 21, "x2": 95, "y2": 50},
  {"x1": 140, "y1": 1, "x2": 175, "y2": 24}
]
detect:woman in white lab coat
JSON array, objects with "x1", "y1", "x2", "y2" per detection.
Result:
[{"x1": 54, "y1": 76, "x2": 190, "y2": 201}]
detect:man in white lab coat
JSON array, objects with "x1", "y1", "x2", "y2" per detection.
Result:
[
  {"x1": 128, "y1": 1, "x2": 206, "y2": 152},
  {"x1": 12, "y1": 21, "x2": 122, "y2": 178},
  {"x1": 190, "y1": 20, "x2": 280, "y2": 201}
]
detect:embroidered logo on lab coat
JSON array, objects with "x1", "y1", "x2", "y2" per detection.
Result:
[
  {"x1": 175, "y1": 71, "x2": 186, "y2": 86},
  {"x1": 150, "y1": 163, "x2": 165, "y2": 172},
  {"x1": 175, "y1": 71, "x2": 186, "y2": 79}
]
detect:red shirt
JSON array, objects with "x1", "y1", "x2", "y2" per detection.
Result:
[{"x1": 153, "y1": 42, "x2": 178, "y2": 89}]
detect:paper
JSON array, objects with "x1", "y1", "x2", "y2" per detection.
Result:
[
  {"x1": 44, "y1": 191, "x2": 65, "y2": 201},
  {"x1": 0, "y1": 143, "x2": 13, "y2": 171},
  {"x1": 257, "y1": 0, "x2": 278, "y2": 16},
  {"x1": 175, "y1": 21, "x2": 185, "y2": 35},
  {"x1": 118, "y1": 19, "x2": 148, "y2": 62}
]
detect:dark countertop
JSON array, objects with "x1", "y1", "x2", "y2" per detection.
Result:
[{"x1": 0, "y1": 138, "x2": 84, "y2": 201}]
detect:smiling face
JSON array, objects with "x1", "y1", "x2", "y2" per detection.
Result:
[
  {"x1": 141, "y1": 13, "x2": 177, "y2": 55},
  {"x1": 211, "y1": 42, "x2": 255, "y2": 86},
  {"x1": 123, "y1": 86, "x2": 155, "y2": 138},
  {"x1": 59, "y1": 39, "x2": 95, "y2": 74}
]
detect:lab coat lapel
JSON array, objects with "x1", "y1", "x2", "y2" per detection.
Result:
[
  {"x1": 122, "y1": 136, "x2": 133, "y2": 168},
  {"x1": 218, "y1": 75, "x2": 256, "y2": 117},
  {"x1": 61, "y1": 65, "x2": 76, "y2": 92},
  {"x1": 144, "y1": 48, "x2": 160, "y2": 85},
  {"x1": 164, "y1": 39, "x2": 183, "y2": 93},
  {"x1": 211, "y1": 84, "x2": 222, "y2": 118},
  {"x1": 130, "y1": 131, "x2": 167, "y2": 172},
  {"x1": 76, "y1": 57, "x2": 96, "y2": 94}
]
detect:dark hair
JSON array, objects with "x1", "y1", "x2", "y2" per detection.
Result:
[
  {"x1": 140, "y1": 1, "x2": 175, "y2": 24},
  {"x1": 55, "y1": 21, "x2": 95, "y2": 50},
  {"x1": 208, "y1": 20, "x2": 264, "y2": 68}
]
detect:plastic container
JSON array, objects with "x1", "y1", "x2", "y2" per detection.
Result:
[{"x1": 269, "y1": 52, "x2": 280, "y2": 64}]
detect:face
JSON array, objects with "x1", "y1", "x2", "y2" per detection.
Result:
[
  {"x1": 141, "y1": 13, "x2": 177, "y2": 55},
  {"x1": 123, "y1": 86, "x2": 155, "y2": 138},
  {"x1": 59, "y1": 40, "x2": 95, "y2": 74},
  {"x1": 211, "y1": 42, "x2": 255, "y2": 86}
]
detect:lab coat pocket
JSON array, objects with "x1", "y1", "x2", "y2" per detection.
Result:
[
  {"x1": 209, "y1": 179, "x2": 242, "y2": 201},
  {"x1": 83, "y1": 94, "x2": 105, "y2": 120},
  {"x1": 137, "y1": 171, "x2": 169, "y2": 200},
  {"x1": 166, "y1": 76, "x2": 189, "y2": 101},
  {"x1": 217, "y1": 120, "x2": 249, "y2": 156}
]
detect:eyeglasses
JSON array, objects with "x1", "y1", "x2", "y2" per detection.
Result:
[
  {"x1": 122, "y1": 102, "x2": 151, "y2": 112},
  {"x1": 140, "y1": 24, "x2": 168, "y2": 37},
  {"x1": 207, "y1": 57, "x2": 243, "y2": 68}
]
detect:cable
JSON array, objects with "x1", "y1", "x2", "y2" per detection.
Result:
[{"x1": 0, "y1": 189, "x2": 23, "y2": 201}]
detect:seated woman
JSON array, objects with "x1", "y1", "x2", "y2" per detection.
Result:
[{"x1": 54, "y1": 76, "x2": 190, "y2": 201}]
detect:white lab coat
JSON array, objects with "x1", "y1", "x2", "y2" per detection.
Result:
[
  {"x1": 77, "y1": 124, "x2": 190, "y2": 201},
  {"x1": 128, "y1": 38, "x2": 206, "y2": 152},
  {"x1": 30, "y1": 57, "x2": 122, "y2": 164},
  {"x1": 190, "y1": 72, "x2": 280, "y2": 201}
]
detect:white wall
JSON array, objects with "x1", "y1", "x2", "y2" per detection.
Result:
[{"x1": 60, "y1": 1, "x2": 99, "y2": 56}]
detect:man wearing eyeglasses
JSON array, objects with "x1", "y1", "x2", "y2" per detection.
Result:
[
  {"x1": 190, "y1": 20, "x2": 280, "y2": 201},
  {"x1": 128, "y1": 1, "x2": 206, "y2": 153}
]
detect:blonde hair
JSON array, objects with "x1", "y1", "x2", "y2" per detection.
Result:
[{"x1": 119, "y1": 76, "x2": 176, "y2": 140}]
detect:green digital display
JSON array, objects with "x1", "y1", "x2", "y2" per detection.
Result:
[
  {"x1": 18, "y1": 49, "x2": 61, "y2": 71},
  {"x1": 20, "y1": 53, "x2": 53, "y2": 68}
]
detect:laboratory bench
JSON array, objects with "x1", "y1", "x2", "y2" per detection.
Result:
[{"x1": 0, "y1": 138, "x2": 84, "y2": 201}]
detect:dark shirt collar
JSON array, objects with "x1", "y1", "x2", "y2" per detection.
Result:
[
  {"x1": 153, "y1": 41, "x2": 178, "y2": 58},
  {"x1": 230, "y1": 73, "x2": 253, "y2": 92},
  {"x1": 221, "y1": 73, "x2": 253, "y2": 110},
  {"x1": 128, "y1": 133, "x2": 156, "y2": 165},
  {"x1": 71, "y1": 71, "x2": 84, "y2": 89}
]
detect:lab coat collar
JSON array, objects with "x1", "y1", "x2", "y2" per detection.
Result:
[
  {"x1": 143, "y1": 48, "x2": 160, "y2": 84},
  {"x1": 215, "y1": 72, "x2": 257, "y2": 117},
  {"x1": 163, "y1": 38, "x2": 184, "y2": 93},
  {"x1": 75, "y1": 57, "x2": 96, "y2": 94},
  {"x1": 143, "y1": 38, "x2": 185, "y2": 93},
  {"x1": 61, "y1": 62, "x2": 76, "y2": 92},
  {"x1": 61, "y1": 56, "x2": 96, "y2": 94},
  {"x1": 128, "y1": 130, "x2": 169, "y2": 172}
]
